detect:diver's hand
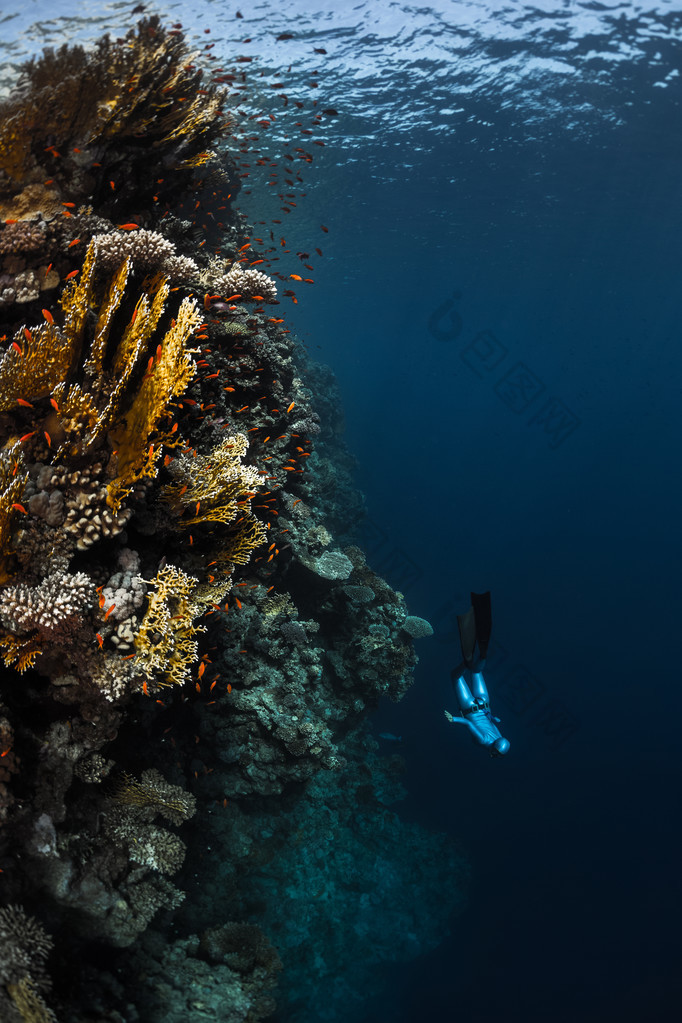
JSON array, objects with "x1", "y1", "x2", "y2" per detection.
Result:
[{"x1": 444, "y1": 710, "x2": 454, "y2": 723}]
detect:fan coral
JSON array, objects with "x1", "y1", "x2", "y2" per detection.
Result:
[
  {"x1": 111, "y1": 768, "x2": 196, "y2": 826},
  {"x1": 132, "y1": 564, "x2": 212, "y2": 687},
  {"x1": 0, "y1": 17, "x2": 226, "y2": 210},
  {"x1": 163, "y1": 433, "x2": 263, "y2": 526}
]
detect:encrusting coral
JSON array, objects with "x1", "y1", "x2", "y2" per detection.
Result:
[{"x1": 0, "y1": 16, "x2": 454, "y2": 1023}]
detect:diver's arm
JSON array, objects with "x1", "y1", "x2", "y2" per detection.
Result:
[{"x1": 444, "y1": 711, "x2": 475, "y2": 732}]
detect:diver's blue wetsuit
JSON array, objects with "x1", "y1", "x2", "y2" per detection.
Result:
[{"x1": 447, "y1": 670, "x2": 511, "y2": 757}]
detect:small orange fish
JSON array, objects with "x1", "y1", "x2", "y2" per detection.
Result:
[
  {"x1": 68, "y1": 238, "x2": 81, "y2": 248},
  {"x1": 64, "y1": 270, "x2": 79, "y2": 281},
  {"x1": 287, "y1": 401, "x2": 295, "y2": 412},
  {"x1": 118, "y1": 223, "x2": 140, "y2": 230},
  {"x1": 289, "y1": 273, "x2": 303, "y2": 281},
  {"x1": 142, "y1": 681, "x2": 149, "y2": 696},
  {"x1": 96, "y1": 633, "x2": 104, "y2": 649},
  {"x1": 16, "y1": 398, "x2": 32, "y2": 408},
  {"x1": 11, "y1": 503, "x2": 27, "y2": 514},
  {"x1": 42, "y1": 308, "x2": 54, "y2": 324}
]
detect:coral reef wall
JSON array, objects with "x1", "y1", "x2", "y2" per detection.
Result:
[{"x1": 0, "y1": 19, "x2": 468, "y2": 1023}]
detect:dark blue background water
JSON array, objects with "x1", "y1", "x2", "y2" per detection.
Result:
[
  {"x1": 275, "y1": 53, "x2": 682, "y2": 1023},
  {"x1": 3, "y1": 2, "x2": 682, "y2": 1020}
]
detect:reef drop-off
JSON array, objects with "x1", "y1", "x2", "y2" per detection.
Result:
[{"x1": 0, "y1": 18, "x2": 468, "y2": 1023}]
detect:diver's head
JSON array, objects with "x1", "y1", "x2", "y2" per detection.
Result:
[{"x1": 490, "y1": 737, "x2": 511, "y2": 758}]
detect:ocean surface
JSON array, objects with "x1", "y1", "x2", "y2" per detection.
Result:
[{"x1": 2, "y1": 1, "x2": 682, "y2": 1020}]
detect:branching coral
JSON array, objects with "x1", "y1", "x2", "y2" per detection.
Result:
[
  {"x1": 0, "y1": 444, "x2": 28, "y2": 584},
  {"x1": 0, "y1": 905, "x2": 52, "y2": 982},
  {"x1": 133, "y1": 564, "x2": 209, "y2": 687},
  {"x1": 211, "y1": 261, "x2": 278, "y2": 303},
  {"x1": 6, "y1": 975, "x2": 57, "y2": 1023},
  {"x1": 0, "y1": 17, "x2": 227, "y2": 209},
  {"x1": 163, "y1": 434, "x2": 263, "y2": 526},
  {"x1": 110, "y1": 768, "x2": 196, "y2": 825},
  {"x1": 0, "y1": 237, "x2": 200, "y2": 512},
  {"x1": 92, "y1": 229, "x2": 198, "y2": 282},
  {"x1": 0, "y1": 570, "x2": 94, "y2": 638}
]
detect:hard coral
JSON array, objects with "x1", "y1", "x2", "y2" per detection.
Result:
[
  {"x1": 92, "y1": 229, "x2": 198, "y2": 282},
  {"x1": 212, "y1": 262, "x2": 278, "y2": 303},
  {"x1": 0, "y1": 17, "x2": 227, "y2": 212},
  {"x1": 0, "y1": 905, "x2": 53, "y2": 990}
]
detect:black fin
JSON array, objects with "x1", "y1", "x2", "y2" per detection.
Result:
[
  {"x1": 457, "y1": 606, "x2": 477, "y2": 669},
  {"x1": 471, "y1": 590, "x2": 492, "y2": 660}
]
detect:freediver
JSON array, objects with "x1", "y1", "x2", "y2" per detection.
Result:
[{"x1": 444, "y1": 591, "x2": 511, "y2": 758}]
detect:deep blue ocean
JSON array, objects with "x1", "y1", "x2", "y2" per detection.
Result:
[{"x1": 2, "y1": 1, "x2": 682, "y2": 1020}]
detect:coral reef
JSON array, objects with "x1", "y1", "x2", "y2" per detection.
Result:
[{"x1": 0, "y1": 17, "x2": 466, "y2": 1023}]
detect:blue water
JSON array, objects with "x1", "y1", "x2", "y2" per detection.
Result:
[{"x1": 3, "y1": 1, "x2": 682, "y2": 1020}]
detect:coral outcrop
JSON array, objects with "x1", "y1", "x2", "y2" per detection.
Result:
[{"x1": 0, "y1": 17, "x2": 466, "y2": 1023}]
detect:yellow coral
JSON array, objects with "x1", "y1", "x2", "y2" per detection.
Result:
[
  {"x1": 0, "y1": 443, "x2": 28, "y2": 583},
  {"x1": 7, "y1": 976, "x2": 56, "y2": 1023},
  {"x1": 162, "y1": 434, "x2": 262, "y2": 526},
  {"x1": 133, "y1": 565, "x2": 205, "y2": 687},
  {"x1": 0, "y1": 324, "x2": 79, "y2": 413},
  {"x1": 107, "y1": 287, "x2": 200, "y2": 511},
  {"x1": 110, "y1": 768, "x2": 196, "y2": 825},
  {"x1": 0, "y1": 239, "x2": 199, "y2": 514},
  {"x1": 0, "y1": 19, "x2": 226, "y2": 196},
  {"x1": 216, "y1": 515, "x2": 267, "y2": 566},
  {"x1": 0, "y1": 634, "x2": 42, "y2": 672}
]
